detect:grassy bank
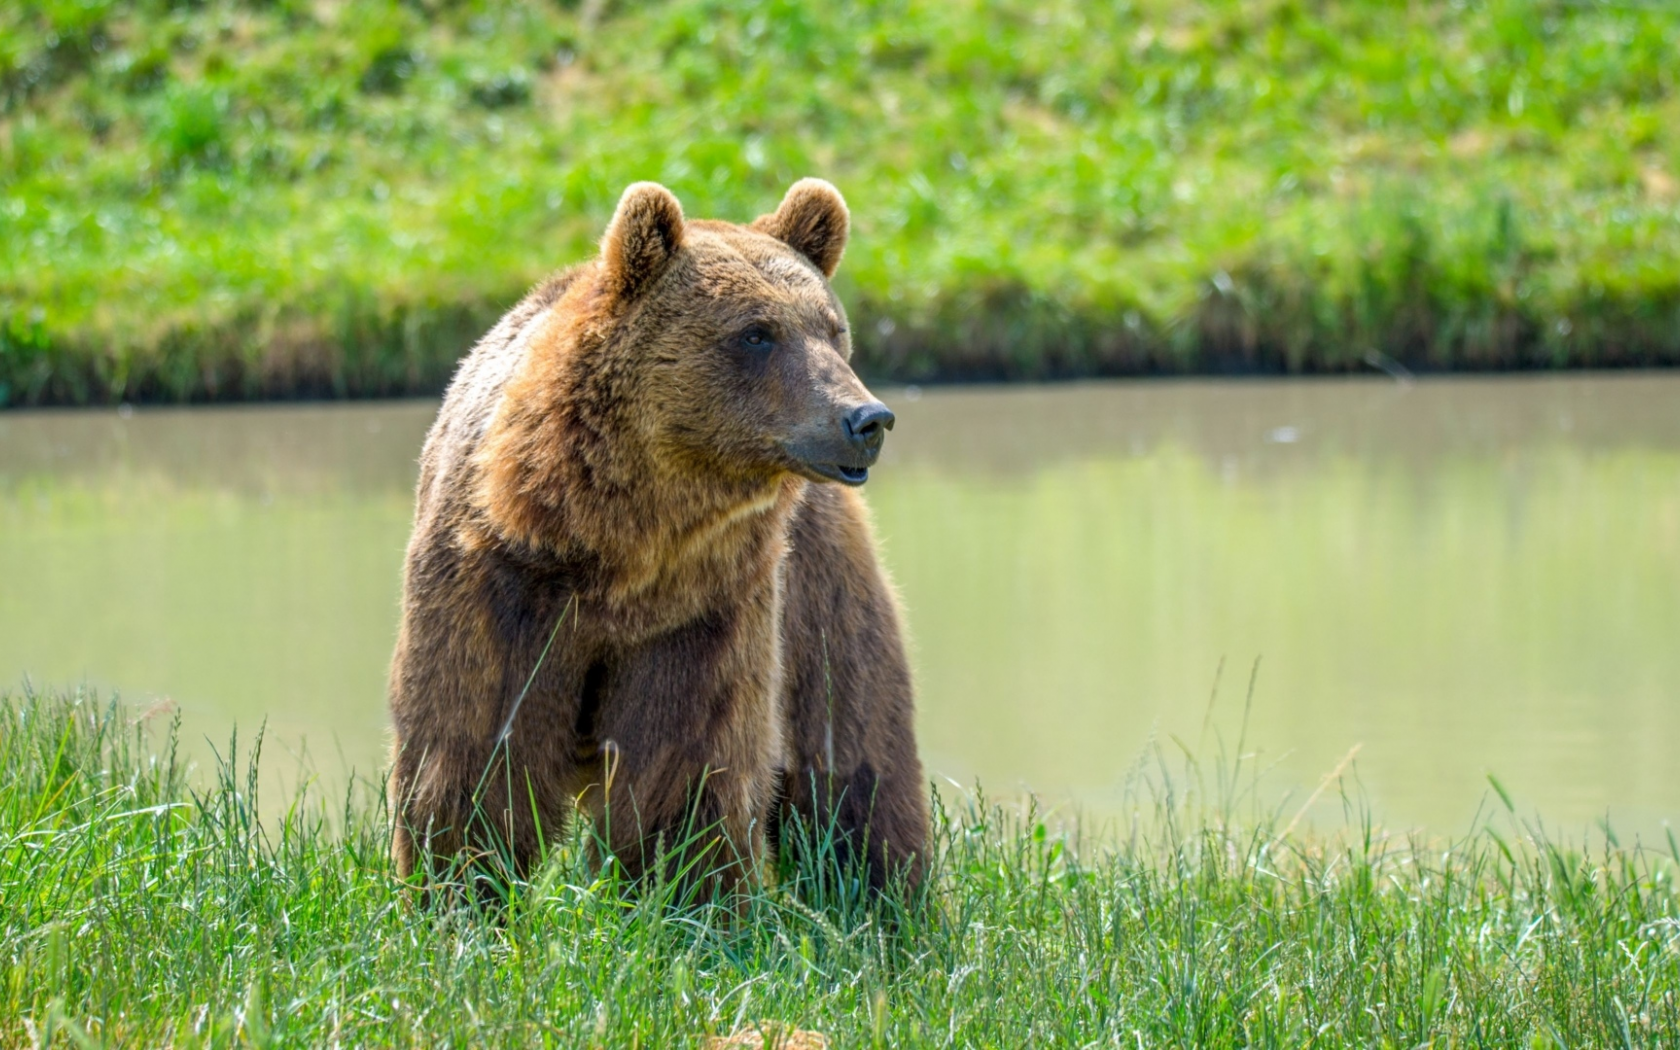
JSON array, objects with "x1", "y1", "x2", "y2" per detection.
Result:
[
  {"x1": 2, "y1": 0, "x2": 1679, "y2": 405},
  {"x1": 3, "y1": 688, "x2": 1677, "y2": 1046}
]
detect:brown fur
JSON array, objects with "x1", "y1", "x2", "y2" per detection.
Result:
[{"x1": 388, "y1": 180, "x2": 928, "y2": 897}]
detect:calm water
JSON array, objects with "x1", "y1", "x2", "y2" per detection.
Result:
[{"x1": 3, "y1": 375, "x2": 1678, "y2": 837}]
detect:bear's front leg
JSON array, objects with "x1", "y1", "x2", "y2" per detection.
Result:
[
  {"x1": 773, "y1": 485, "x2": 930, "y2": 895},
  {"x1": 388, "y1": 571, "x2": 585, "y2": 893},
  {"x1": 581, "y1": 595, "x2": 783, "y2": 900}
]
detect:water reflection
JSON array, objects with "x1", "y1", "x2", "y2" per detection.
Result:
[{"x1": 1, "y1": 376, "x2": 1676, "y2": 836}]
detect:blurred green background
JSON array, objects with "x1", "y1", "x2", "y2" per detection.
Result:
[{"x1": 3, "y1": 0, "x2": 1679, "y2": 405}]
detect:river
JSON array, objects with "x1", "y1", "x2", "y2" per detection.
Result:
[{"x1": 3, "y1": 374, "x2": 1676, "y2": 839}]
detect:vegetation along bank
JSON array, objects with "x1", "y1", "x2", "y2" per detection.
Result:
[
  {"x1": 3, "y1": 0, "x2": 1679, "y2": 405},
  {"x1": 3, "y1": 689, "x2": 1678, "y2": 1044}
]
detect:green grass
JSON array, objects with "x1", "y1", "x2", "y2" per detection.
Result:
[
  {"x1": 3, "y1": 688, "x2": 1678, "y2": 1046},
  {"x1": 3, "y1": 0, "x2": 1680, "y2": 405}
]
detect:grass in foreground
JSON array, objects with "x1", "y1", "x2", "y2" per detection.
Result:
[
  {"x1": 3, "y1": 0, "x2": 1680, "y2": 405},
  {"x1": 2, "y1": 687, "x2": 1678, "y2": 1047}
]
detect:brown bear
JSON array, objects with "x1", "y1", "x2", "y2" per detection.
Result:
[{"x1": 387, "y1": 178, "x2": 928, "y2": 898}]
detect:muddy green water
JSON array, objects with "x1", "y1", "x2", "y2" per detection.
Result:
[{"x1": 3, "y1": 375, "x2": 1678, "y2": 838}]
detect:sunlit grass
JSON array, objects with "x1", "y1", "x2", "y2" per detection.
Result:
[
  {"x1": 3, "y1": 0, "x2": 1680, "y2": 404},
  {"x1": 2, "y1": 686, "x2": 1676, "y2": 1046}
]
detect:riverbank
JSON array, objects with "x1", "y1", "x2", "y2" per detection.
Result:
[
  {"x1": 3, "y1": 688, "x2": 1676, "y2": 1045},
  {"x1": 4, "y1": 0, "x2": 1679, "y2": 405}
]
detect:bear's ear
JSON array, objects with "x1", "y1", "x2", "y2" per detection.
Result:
[
  {"x1": 751, "y1": 178, "x2": 850, "y2": 278},
  {"x1": 601, "y1": 182, "x2": 686, "y2": 302}
]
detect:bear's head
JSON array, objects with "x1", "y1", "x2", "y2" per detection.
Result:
[{"x1": 588, "y1": 178, "x2": 893, "y2": 488}]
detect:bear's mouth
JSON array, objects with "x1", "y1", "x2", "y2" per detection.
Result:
[{"x1": 805, "y1": 462, "x2": 870, "y2": 486}]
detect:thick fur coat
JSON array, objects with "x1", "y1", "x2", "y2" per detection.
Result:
[{"x1": 388, "y1": 179, "x2": 928, "y2": 896}]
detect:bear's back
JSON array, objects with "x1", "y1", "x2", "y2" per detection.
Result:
[{"x1": 412, "y1": 270, "x2": 583, "y2": 525}]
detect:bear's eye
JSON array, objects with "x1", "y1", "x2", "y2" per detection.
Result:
[{"x1": 738, "y1": 325, "x2": 775, "y2": 351}]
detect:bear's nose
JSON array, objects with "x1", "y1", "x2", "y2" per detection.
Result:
[{"x1": 843, "y1": 402, "x2": 895, "y2": 456}]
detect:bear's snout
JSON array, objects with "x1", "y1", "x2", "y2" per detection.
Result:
[
  {"x1": 784, "y1": 398, "x2": 894, "y2": 486},
  {"x1": 843, "y1": 402, "x2": 895, "y2": 459},
  {"x1": 815, "y1": 400, "x2": 893, "y2": 484}
]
